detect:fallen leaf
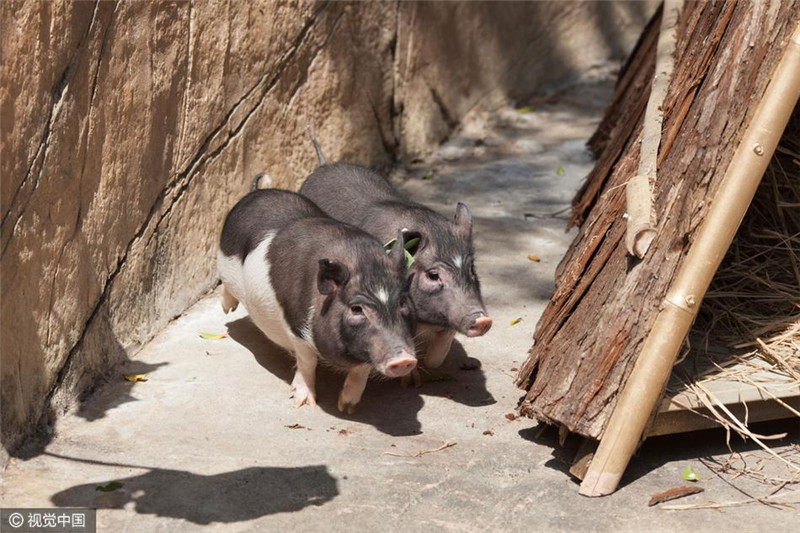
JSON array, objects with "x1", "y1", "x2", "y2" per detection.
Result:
[
  {"x1": 556, "y1": 165, "x2": 565, "y2": 176},
  {"x1": 95, "y1": 481, "x2": 123, "y2": 492},
  {"x1": 681, "y1": 465, "x2": 701, "y2": 482},
  {"x1": 199, "y1": 331, "x2": 227, "y2": 340},
  {"x1": 483, "y1": 430, "x2": 494, "y2": 436},
  {"x1": 421, "y1": 173, "x2": 434, "y2": 180},
  {"x1": 510, "y1": 367, "x2": 519, "y2": 372},
  {"x1": 527, "y1": 255, "x2": 541, "y2": 262},
  {"x1": 648, "y1": 485, "x2": 704, "y2": 506},
  {"x1": 505, "y1": 413, "x2": 518, "y2": 421},
  {"x1": 516, "y1": 105, "x2": 536, "y2": 114},
  {"x1": 123, "y1": 373, "x2": 148, "y2": 383},
  {"x1": 338, "y1": 429, "x2": 349, "y2": 437},
  {"x1": 284, "y1": 423, "x2": 307, "y2": 430},
  {"x1": 510, "y1": 317, "x2": 523, "y2": 326}
]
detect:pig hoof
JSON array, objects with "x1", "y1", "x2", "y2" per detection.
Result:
[
  {"x1": 337, "y1": 397, "x2": 358, "y2": 416},
  {"x1": 291, "y1": 384, "x2": 317, "y2": 407},
  {"x1": 221, "y1": 286, "x2": 239, "y2": 314},
  {"x1": 399, "y1": 368, "x2": 422, "y2": 389}
]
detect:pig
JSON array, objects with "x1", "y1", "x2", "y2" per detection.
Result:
[
  {"x1": 217, "y1": 187, "x2": 417, "y2": 413},
  {"x1": 299, "y1": 154, "x2": 492, "y2": 375}
]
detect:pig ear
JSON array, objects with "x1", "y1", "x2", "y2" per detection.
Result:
[
  {"x1": 454, "y1": 202, "x2": 473, "y2": 238},
  {"x1": 389, "y1": 230, "x2": 407, "y2": 269},
  {"x1": 389, "y1": 230, "x2": 422, "y2": 270},
  {"x1": 317, "y1": 259, "x2": 350, "y2": 295}
]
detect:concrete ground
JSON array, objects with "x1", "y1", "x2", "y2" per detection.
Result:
[{"x1": 2, "y1": 78, "x2": 798, "y2": 532}]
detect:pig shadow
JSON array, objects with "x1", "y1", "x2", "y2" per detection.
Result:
[
  {"x1": 415, "y1": 339, "x2": 496, "y2": 408},
  {"x1": 226, "y1": 317, "x2": 425, "y2": 436},
  {"x1": 50, "y1": 461, "x2": 338, "y2": 524},
  {"x1": 226, "y1": 316, "x2": 295, "y2": 383}
]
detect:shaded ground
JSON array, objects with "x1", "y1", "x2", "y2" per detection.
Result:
[{"x1": 2, "y1": 78, "x2": 798, "y2": 532}]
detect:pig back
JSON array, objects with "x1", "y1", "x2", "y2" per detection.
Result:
[
  {"x1": 220, "y1": 189, "x2": 325, "y2": 260},
  {"x1": 300, "y1": 163, "x2": 402, "y2": 226},
  {"x1": 300, "y1": 163, "x2": 459, "y2": 247}
]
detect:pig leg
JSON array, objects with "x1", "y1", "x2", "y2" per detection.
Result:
[
  {"x1": 337, "y1": 364, "x2": 371, "y2": 415},
  {"x1": 399, "y1": 369, "x2": 422, "y2": 389},
  {"x1": 424, "y1": 328, "x2": 456, "y2": 369},
  {"x1": 221, "y1": 285, "x2": 239, "y2": 314},
  {"x1": 290, "y1": 343, "x2": 318, "y2": 407}
]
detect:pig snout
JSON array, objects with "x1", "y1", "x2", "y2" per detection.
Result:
[
  {"x1": 382, "y1": 351, "x2": 418, "y2": 378},
  {"x1": 464, "y1": 312, "x2": 493, "y2": 337}
]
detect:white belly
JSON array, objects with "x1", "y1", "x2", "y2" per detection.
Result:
[{"x1": 217, "y1": 235, "x2": 298, "y2": 353}]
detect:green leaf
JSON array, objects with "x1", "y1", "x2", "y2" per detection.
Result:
[
  {"x1": 516, "y1": 105, "x2": 536, "y2": 114},
  {"x1": 403, "y1": 250, "x2": 414, "y2": 269},
  {"x1": 556, "y1": 165, "x2": 565, "y2": 176},
  {"x1": 199, "y1": 331, "x2": 227, "y2": 340},
  {"x1": 421, "y1": 173, "x2": 434, "y2": 180},
  {"x1": 510, "y1": 317, "x2": 523, "y2": 326},
  {"x1": 404, "y1": 237, "x2": 420, "y2": 250},
  {"x1": 384, "y1": 231, "x2": 417, "y2": 269},
  {"x1": 96, "y1": 481, "x2": 124, "y2": 492},
  {"x1": 681, "y1": 465, "x2": 700, "y2": 481}
]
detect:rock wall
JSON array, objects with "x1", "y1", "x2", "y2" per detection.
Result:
[{"x1": 0, "y1": 0, "x2": 655, "y2": 463}]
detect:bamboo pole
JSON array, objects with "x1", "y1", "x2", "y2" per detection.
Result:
[
  {"x1": 625, "y1": 0, "x2": 683, "y2": 259},
  {"x1": 579, "y1": 21, "x2": 800, "y2": 497}
]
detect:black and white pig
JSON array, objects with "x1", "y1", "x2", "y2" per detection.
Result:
[
  {"x1": 217, "y1": 188, "x2": 417, "y2": 413},
  {"x1": 299, "y1": 161, "x2": 492, "y2": 374}
]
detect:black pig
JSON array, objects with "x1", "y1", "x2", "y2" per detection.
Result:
[
  {"x1": 217, "y1": 189, "x2": 417, "y2": 413},
  {"x1": 300, "y1": 162, "x2": 492, "y2": 374}
]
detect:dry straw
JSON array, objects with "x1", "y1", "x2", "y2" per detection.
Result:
[
  {"x1": 681, "y1": 109, "x2": 800, "y2": 417},
  {"x1": 669, "y1": 109, "x2": 800, "y2": 498}
]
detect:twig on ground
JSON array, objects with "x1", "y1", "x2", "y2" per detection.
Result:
[
  {"x1": 383, "y1": 440, "x2": 457, "y2": 458},
  {"x1": 661, "y1": 490, "x2": 800, "y2": 510}
]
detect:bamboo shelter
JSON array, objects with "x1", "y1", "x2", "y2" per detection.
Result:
[{"x1": 516, "y1": 1, "x2": 800, "y2": 496}]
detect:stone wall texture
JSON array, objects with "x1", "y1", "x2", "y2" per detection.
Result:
[{"x1": 1, "y1": 0, "x2": 656, "y2": 463}]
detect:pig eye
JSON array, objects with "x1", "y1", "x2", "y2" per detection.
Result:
[
  {"x1": 426, "y1": 270, "x2": 440, "y2": 282},
  {"x1": 350, "y1": 305, "x2": 364, "y2": 315}
]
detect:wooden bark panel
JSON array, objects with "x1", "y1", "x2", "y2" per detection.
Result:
[{"x1": 516, "y1": 0, "x2": 800, "y2": 439}]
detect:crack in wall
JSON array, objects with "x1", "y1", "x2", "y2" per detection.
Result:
[
  {"x1": 0, "y1": 68, "x2": 68, "y2": 257},
  {"x1": 368, "y1": 97, "x2": 394, "y2": 160},
  {"x1": 177, "y1": 0, "x2": 194, "y2": 169},
  {"x1": 1, "y1": 0, "x2": 104, "y2": 250},
  {"x1": 283, "y1": 9, "x2": 345, "y2": 115},
  {"x1": 387, "y1": 0, "x2": 400, "y2": 150},
  {"x1": 429, "y1": 85, "x2": 457, "y2": 129},
  {"x1": 40, "y1": 1, "x2": 331, "y2": 421},
  {"x1": 148, "y1": 3, "x2": 331, "y2": 246}
]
